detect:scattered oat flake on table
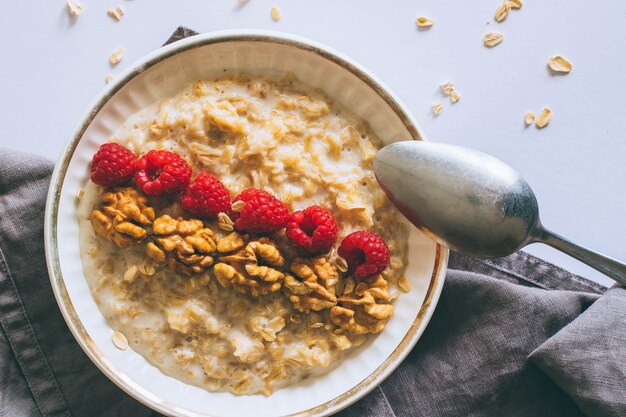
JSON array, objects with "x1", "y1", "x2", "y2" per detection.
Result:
[
  {"x1": 109, "y1": 48, "x2": 125, "y2": 65},
  {"x1": 432, "y1": 102, "x2": 444, "y2": 116},
  {"x1": 440, "y1": 82, "x2": 461, "y2": 103},
  {"x1": 112, "y1": 331, "x2": 129, "y2": 350},
  {"x1": 536, "y1": 107, "x2": 552, "y2": 128},
  {"x1": 271, "y1": 6, "x2": 281, "y2": 21},
  {"x1": 108, "y1": 6, "x2": 125, "y2": 21},
  {"x1": 440, "y1": 81, "x2": 455, "y2": 96},
  {"x1": 484, "y1": 32, "x2": 504, "y2": 47},
  {"x1": 524, "y1": 111, "x2": 535, "y2": 126},
  {"x1": 509, "y1": 0, "x2": 523, "y2": 9},
  {"x1": 494, "y1": 1, "x2": 511, "y2": 22},
  {"x1": 66, "y1": 0, "x2": 83, "y2": 16},
  {"x1": 105, "y1": 75, "x2": 115, "y2": 83},
  {"x1": 416, "y1": 16, "x2": 435, "y2": 27},
  {"x1": 547, "y1": 55, "x2": 573, "y2": 73}
]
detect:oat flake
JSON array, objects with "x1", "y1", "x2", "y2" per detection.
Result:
[
  {"x1": 66, "y1": 0, "x2": 83, "y2": 16},
  {"x1": 416, "y1": 17, "x2": 435, "y2": 27},
  {"x1": 494, "y1": 2, "x2": 511, "y2": 22},
  {"x1": 231, "y1": 201, "x2": 245, "y2": 212},
  {"x1": 398, "y1": 276, "x2": 411, "y2": 292},
  {"x1": 108, "y1": 6, "x2": 125, "y2": 21},
  {"x1": 440, "y1": 81, "x2": 455, "y2": 96},
  {"x1": 432, "y1": 102, "x2": 444, "y2": 116},
  {"x1": 484, "y1": 32, "x2": 504, "y2": 47},
  {"x1": 524, "y1": 112, "x2": 535, "y2": 126},
  {"x1": 112, "y1": 331, "x2": 129, "y2": 350},
  {"x1": 547, "y1": 55, "x2": 573, "y2": 73},
  {"x1": 333, "y1": 257, "x2": 349, "y2": 273},
  {"x1": 123, "y1": 265, "x2": 138, "y2": 282},
  {"x1": 536, "y1": 107, "x2": 552, "y2": 128},
  {"x1": 109, "y1": 48, "x2": 125, "y2": 65},
  {"x1": 271, "y1": 7, "x2": 281, "y2": 21},
  {"x1": 509, "y1": 0, "x2": 523, "y2": 9}
]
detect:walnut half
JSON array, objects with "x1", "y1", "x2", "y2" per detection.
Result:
[
  {"x1": 283, "y1": 256, "x2": 339, "y2": 313},
  {"x1": 90, "y1": 187, "x2": 155, "y2": 248},
  {"x1": 330, "y1": 274, "x2": 394, "y2": 334},
  {"x1": 146, "y1": 215, "x2": 216, "y2": 275},
  {"x1": 214, "y1": 238, "x2": 285, "y2": 296}
]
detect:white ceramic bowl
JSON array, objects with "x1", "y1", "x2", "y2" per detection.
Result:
[{"x1": 44, "y1": 30, "x2": 447, "y2": 417}]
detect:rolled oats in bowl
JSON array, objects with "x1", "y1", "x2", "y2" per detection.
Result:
[{"x1": 78, "y1": 74, "x2": 410, "y2": 396}]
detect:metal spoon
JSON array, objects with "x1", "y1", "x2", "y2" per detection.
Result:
[{"x1": 374, "y1": 141, "x2": 626, "y2": 285}]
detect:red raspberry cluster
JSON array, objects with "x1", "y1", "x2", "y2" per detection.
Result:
[
  {"x1": 181, "y1": 172, "x2": 231, "y2": 220},
  {"x1": 338, "y1": 231, "x2": 391, "y2": 279},
  {"x1": 287, "y1": 205, "x2": 338, "y2": 254},
  {"x1": 135, "y1": 150, "x2": 192, "y2": 196},
  {"x1": 90, "y1": 143, "x2": 137, "y2": 186},
  {"x1": 89, "y1": 142, "x2": 391, "y2": 278},
  {"x1": 230, "y1": 189, "x2": 290, "y2": 234}
]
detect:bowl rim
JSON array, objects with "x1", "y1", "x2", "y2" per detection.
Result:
[{"x1": 44, "y1": 29, "x2": 448, "y2": 417}]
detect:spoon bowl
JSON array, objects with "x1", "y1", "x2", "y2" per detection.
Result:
[{"x1": 374, "y1": 141, "x2": 626, "y2": 285}]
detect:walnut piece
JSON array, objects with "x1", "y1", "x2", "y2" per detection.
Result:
[
  {"x1": 283, "y1": 256, "x2": 339, "y2": 313},
  {"x1": 90, "y1": 187, "x2": 155, "y2": 248},
  {"x1": 217, "y1": 231, "x2": 246, "y2": 253},
  {"x1": 330, "y1": 274, "x2": 394, "y2": 334},
  {"x1": 146, "y1": 215, "x2": 216, "y2": 275},
  {"x1": 214, "y1": 238, "x2": 286, "y2": 296}
]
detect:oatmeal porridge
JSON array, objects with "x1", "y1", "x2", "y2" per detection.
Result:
[{"x1": 78, "y1": 74, "x2": 410, "y2": 395}]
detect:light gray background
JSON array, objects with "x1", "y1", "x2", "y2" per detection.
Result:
[{"x1": 1, "y1": 0, "x2": 624, "y2": 286}]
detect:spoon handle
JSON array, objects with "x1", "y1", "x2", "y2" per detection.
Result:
[{"x1": 538, "y1": 228, "x2": 626, "y2": 286}]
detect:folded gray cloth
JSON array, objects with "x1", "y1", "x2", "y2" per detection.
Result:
[{"x1": 1, "y1": 30, "x2": 624, "y2": 417}]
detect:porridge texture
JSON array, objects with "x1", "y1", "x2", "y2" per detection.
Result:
[{"x1": 78, "y1": 75, "x2": 409, "y2": 395}]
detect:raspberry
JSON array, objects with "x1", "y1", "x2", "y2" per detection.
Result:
[
  {"x1": 286, "y1": 206, "x2": 338, "y2": 253},
  {"x1": 338, "y1": 231, "x2": 391, "y2": 278},
  {"x1": 135, "y1": 150, "x2": 192, "y2": 196},
  {"x1": 180, "y1": 172, "x2": 231, "y2": 219},
  {"x1": 231, "y1": 189, "x2": 289, "y2": 234},
  {"x1": 90, "y1": 143, "x2": 137, "y2": 187}
]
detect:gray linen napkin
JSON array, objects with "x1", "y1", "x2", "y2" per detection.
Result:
[{"x1": 1, "y1": 30, "x2": 625, "y2": 417}]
